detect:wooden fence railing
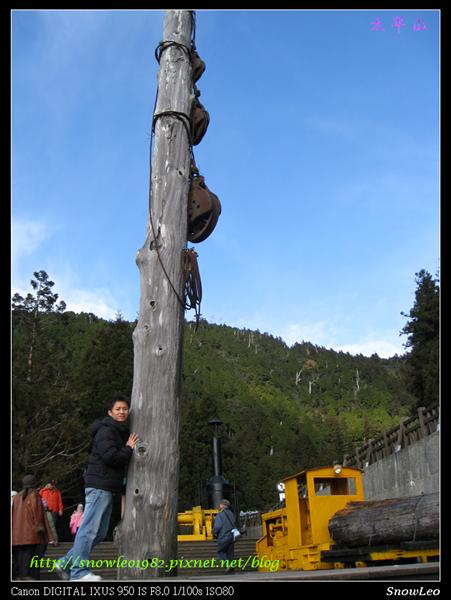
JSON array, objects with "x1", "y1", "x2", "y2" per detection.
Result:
[{"x1": 343, "y1": 403, "x2": 439, "y2": 469}]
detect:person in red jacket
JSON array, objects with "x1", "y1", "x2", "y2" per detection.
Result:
[{"x1": 39, "y1": 480, "x2": 63, "y2": 536}]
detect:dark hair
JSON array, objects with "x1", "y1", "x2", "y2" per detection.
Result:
[{"x1": 107, "y1": 394, "x2": 130, "y2": 411}]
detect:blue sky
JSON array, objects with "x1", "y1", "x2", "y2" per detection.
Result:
[{"x1": 12, "y1": 9, "x2": 440, "y2": 358}]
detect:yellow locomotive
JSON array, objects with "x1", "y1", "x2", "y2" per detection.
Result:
[{"x1": 256, "y1": 465, "x2": 439, "y2": 571}]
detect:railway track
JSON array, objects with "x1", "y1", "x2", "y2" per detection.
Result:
[{"x1": 37, "y1": 541, "x2": 439, "y2": 581}]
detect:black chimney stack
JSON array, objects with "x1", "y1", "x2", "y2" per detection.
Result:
[
  {"x1": 210, "y1": 416, "x2": 223, "y2": 476},
  {"x1": 207, "y1": 417, "x2": 231, "y2": 509}
]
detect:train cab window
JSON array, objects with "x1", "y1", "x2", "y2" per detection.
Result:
[
  {"x1": 347, "y1": 477, "x2": 357, "y2": 495},
  {"x1": 314, "y1": 477, "x2": 357, "y2": 496},
  {"x1": 298, "y1": 481, "x2": 308, "y2": 498}
]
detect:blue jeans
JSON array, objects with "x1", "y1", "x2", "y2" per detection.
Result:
[{"x1": 58, "y1": 488, "x2": 113, "y2": 580}]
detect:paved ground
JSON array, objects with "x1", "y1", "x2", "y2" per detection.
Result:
[{"x1": 38, "y1": 541, "x2": 439, "y2": 582}]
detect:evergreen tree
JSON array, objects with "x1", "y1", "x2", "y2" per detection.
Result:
[
  {"x1": 76, "y1": 316, "x2": 134, "y2": 420},
  {"x1": 12, "y1": 270, "x2": 66, "y2": 382},
  {"x1": 400, "y1": 269, "x2": 439, "y2": 406},
  {"x1": 12, "y1": 272, "x2": 86, "y2": 491}
]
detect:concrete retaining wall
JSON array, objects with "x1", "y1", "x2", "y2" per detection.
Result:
[{"x1": 362, "y1": 431, "x2": 439, "y2": 500}]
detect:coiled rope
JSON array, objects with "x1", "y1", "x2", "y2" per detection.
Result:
[{"x1": 183, "y1": 249, "x2": 202, "y2": 327}]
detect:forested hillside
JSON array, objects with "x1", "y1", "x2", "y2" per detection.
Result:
[
  {"x1": 12, "y1": 307, "x2": 417, "y2": 512},
  {"x1": 12, "y1": 268, "x2": 439, "y2": 516},
  {"x1": 179, "y1": 320, "x2": 416, "y2": 509}
]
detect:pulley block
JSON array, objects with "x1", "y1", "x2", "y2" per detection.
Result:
[
  {"x1": 188, "y1": 175, "x2": 221, "y2": 243},
  {"x1": 191, "y1": 98, "x2": 210, "y2": 146}
]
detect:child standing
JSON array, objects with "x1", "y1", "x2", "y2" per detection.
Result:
[{"x1": 69, "y1": 504, "x2": 84, "y2": 537}]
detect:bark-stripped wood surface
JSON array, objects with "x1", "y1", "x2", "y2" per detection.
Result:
[{"x1": 117, "y1": 10, "x2": 193, "y2": 579}]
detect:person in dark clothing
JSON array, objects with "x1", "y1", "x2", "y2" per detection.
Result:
[
  {"x1": 56, "y1": 395, "x2": 138, "y2": 581},
  {"x1": 212, "y1": 499, "x2": 237, "y2": 574}
]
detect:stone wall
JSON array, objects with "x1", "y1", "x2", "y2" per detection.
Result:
[{"x1": 362, "y1": 431, "x2": 439, "y2": 500}]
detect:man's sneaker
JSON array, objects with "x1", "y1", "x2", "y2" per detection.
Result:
[
  {"x1": 54, "y1": 564, "x2": 70, "y2": 581},
  {"x1": 73, "y1": 573, "x2": 103, "y2": 582}
]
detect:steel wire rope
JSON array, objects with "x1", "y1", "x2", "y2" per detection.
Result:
[{"x1": 146, "y1": 30, "x2": 203, "y2": 325}]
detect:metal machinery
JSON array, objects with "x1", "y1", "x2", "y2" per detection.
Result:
[
  {"x1": 176, "y1": 417, "x2": 231, "y2": 542},
  {"x1": 256, "y1": 465, "x2": 439, "y2": 571},
  {"x1": 177, "y1": 506, "x2": 218, "y2": 541},
  {"x1": 206, "y1": 417, "x2": 232, "y2": 509}
]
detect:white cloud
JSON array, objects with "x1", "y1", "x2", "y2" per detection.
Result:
[
  {"x1": 12, "y1": 275, "x2": 119, "y2": 321},
  {"x1": 11, "y1": 217, "x2": 55, "y2": 299},
  {"x1": 334, "y1": 341, "x2": 403, "y2": 359},
  {"x1": 11, "y1": 225, "x2": 120, "y2": 320},
  {"x1": 276, "y1": 321, "x2": 404, "y2": 358},
  {"x1": 61, "y1": 287, "x2": 118, "y2": 320},
  {"x1": 278, "y1": 321, "x2": 331, "y2": 348},
  {"x1": 12, "y1": 218, "x2": 50, "y2": 264},
  {"x1": 51, "y1": 268, "x2": 120, "y2": 320}
]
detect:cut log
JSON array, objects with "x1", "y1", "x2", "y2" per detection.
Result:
[{"x1": 328, "y1": 492, "x2": 439, "y2": 548}]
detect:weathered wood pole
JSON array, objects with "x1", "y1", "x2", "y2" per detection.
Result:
[
  {"x1": 117, "y1": 10, "x2": 193, "y2": 579},
  {"x1": 328, "y1": 492, "x2": 439, "y2": 548}
]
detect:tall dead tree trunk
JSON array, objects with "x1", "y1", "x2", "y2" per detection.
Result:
[
  {"x1": 26, "y1": 310, "x2": 38, "y2": 382},
  {"x1": 117, "y1": 10, "x2": 193, "y2": 579}
]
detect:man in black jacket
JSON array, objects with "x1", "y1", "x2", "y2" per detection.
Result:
[
  {"x1": 56, "y1": 395, "x2": 138, "y2": 581},
  {"x1": 212, "y1": 499, "x2": 237, "y2": 574}
]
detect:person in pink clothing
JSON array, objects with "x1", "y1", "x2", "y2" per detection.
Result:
[{"x1": 69, "y1": 504, "x2": 84, "y2": 537}]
